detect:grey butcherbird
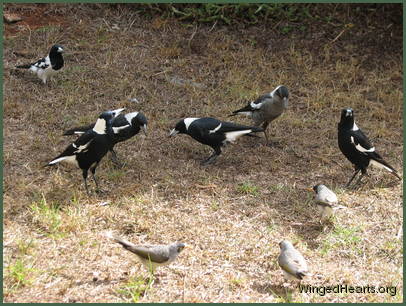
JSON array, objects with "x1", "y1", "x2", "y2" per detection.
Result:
[
  {"x1": 108, "y1": 233, "x2": 186, "y2": 273},
  {"x1": 278, "y1": 240, "x2": 309, "y2": 282},
  {"x1": 308, "y1": 184, "x2": 346, "y2": 221}
]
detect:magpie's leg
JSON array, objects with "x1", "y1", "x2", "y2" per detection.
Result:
[
  {"x1": 201, "y1": 147, "x2": 221, "y2": 166},
  {"x1": 345, "y1": 169, "x2": 360, "y2": 188},
  {"x1": 90, "y1": 163, "x2": 100, "y2": 192},
  {"x1": 262, "y1": 122, "x2": 270, "y2": 145},
  {"x1": 352, "y1": 169, "x2": 367, "y2": 189},
  {"x1": 82, "y1": 169, "x2": 90, "y2": 196},
  {"x1": 110, "y1": 149, "x2": 122, "y2": 168}
]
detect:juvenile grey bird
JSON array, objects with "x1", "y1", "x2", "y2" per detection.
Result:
[
  {"x1": 338, "y1": 108, "x2": 401, "y2": 188},
  {"x1": 310, "y1": 184, "x2": 346, "y2": 221},
  {"x1": 16, "y1": 44, "x2": 64, "y2": 84},
  {"x1": 109, "y1": 233, "x2": 186, "y2": 272},
  {"x1": 278, "y1": 240, "x2": 309, "y2": 281},
  {"x1": 230, "y1": 85, "x2": 289, "y2": 145}
]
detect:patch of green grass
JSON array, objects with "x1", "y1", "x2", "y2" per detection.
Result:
[
  {"x1": 16, "y1": 239, "x2": 36, "y2": 256},
  {"x1": 29, "y1": 195, "x2": 65, "y2": 238},
  {"x1": 117, "y1": 276, "x2": 154, "y2": 302},
  {"x1": 237, "y1": 182, "x2": 260, "y2": 196},
  {"x1": 5, "y1": 259, "x2": 37, "y2": 290},
  {"x1": 320, "y1": 224, "x2": 362, "y2": 255}
]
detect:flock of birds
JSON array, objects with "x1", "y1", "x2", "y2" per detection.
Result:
[{"x1": 15, "y1": 44, "x2": 402, "y2": 284}]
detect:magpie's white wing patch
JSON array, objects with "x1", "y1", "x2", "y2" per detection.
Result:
[
  {"x1": 72, "y1": 140, "x2": 93, "y2": 153},
  {"x1": 350, "y1": 136, "x2": 375, "y2": 153},
  {"x1": 209, "y1": 123, "x2": 222, "y2": 134},
  {"x1": 250, "y1": 101, "x2": 263, "y2": 109},
  {"x1": 113, "y1": 125, "x2": 130, "y2": 134}
]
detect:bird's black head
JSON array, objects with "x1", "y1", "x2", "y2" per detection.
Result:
[
  {"x1": 312, "y1": 185, "x2": 321, "y2": 193},
  {"x1": 275, "y1": 85, "x2": 289, "y2": 99},
  {"x1": 50, "y1": 44, "x2": 64, "y2": 54},
  {"x1": 133, "y1": 112, "x2": 148, "y2": 127},
  {"x1": 132, "y1": 112, "x2": 148, "y2": 135},
  {"x1": 339, "y1": 108, "x2": 355, "y2": 126},
  {"x1": 169, "y1": 119, "x2": 188, "y2": 137}
]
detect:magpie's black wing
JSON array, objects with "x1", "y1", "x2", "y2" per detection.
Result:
[{"x1": 63, "y1": 123, "x2": 95, "y2": 136}]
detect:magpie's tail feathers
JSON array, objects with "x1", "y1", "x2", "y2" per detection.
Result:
[
  {"x1": 16, "y1": 63, "x2": 32, "y2": 69},
  {"x1": 63, "y1": 124, "x2": 94, "y2": 136},
  {"x1": 371, "y1": 156, "x2": 402, "y2": 180}
]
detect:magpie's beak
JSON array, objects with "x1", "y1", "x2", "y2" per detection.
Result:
[
  {"x1": 283, "y1": 97, "x2": 288, "y2": 107},
  {"x1": 58, "y1": 47, "x2": 64, "y2": 53},
  {"x1": 169, "y1": 129, "x2": 179, "y2": 137},
  {"x1": 112, "y1": 108, "x2": 125, "y2": 117},
  {"x1": 142, "y1": 124, "x2": 147, "y2": 136},
  {"x1": 345, "y1": 109, "x2": 352, "y2": 117}
]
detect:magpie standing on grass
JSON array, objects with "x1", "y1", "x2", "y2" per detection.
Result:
[
  {"x1": 230, "y1": 85, "x2": 289, "y2": 145},
  {"x1": 63, "y1": 111, "x2": 148, "y2": 166},
  {"x1": 169, "y1": 117, "x2": 263, "y2": 165},
  {"x1": 338, "y1": 108, "x2": 401, "y2": 187},
  {"x1": 47, "y1": 108, "x2": 125, "y2": 195},
  {"x1": 16, "y1": 44, "x2": 64, "y2": 84}
]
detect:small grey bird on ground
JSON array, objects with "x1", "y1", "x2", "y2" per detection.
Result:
[
  {"x1": 309, "y1": 184, "x2": 346, "y2": 221},
  {"x1": 278, "y1": 240, "x2": 309, "y2": 282},
  {"x1": 16, "y1": 44, "x2": 64, "y2": 84},
  {"x1": 108, "y1": 233, "x2": 186, "y2": 272},
  {"x1": 230, "y1": 85, "x2": 289, "y2": 145}
]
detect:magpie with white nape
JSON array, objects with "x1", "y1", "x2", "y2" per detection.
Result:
[
  {"x1": 47, "y1": 108, "x2": 125, "y2": 195},
  {"x1": 63, "y1": 111, "x2": 148, "y2": 166},
  {"x1": 169, "y1": 117, "x2": 264, "y2": 165},
  {"x1": 230, "y1": 85, "x2": 289, "y2": 145},
  {"x1": 16, "y1": 44, "x2": 64, "y2": 84},
  {"x1": 338, "y1": 108, "x2": 401, "y2": 188}
]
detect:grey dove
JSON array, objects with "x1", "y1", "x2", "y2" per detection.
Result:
[
  {"x1": 231, "y1": 85, "x2": 289, "y2": 145},
  {"x1": 109, "y1": 233, "x2": 186, "y2": 272},
  {"x1": 278, "y1": 240, "x2": 309, "y2": 281},
  {"x1": 311, "y1": 184, "x2": 346, "y2": 221}
]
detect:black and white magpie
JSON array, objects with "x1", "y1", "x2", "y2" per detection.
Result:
[
  {"x1": 16, "y1": 44, "x2": 64, "y2": 84},
  {"x1": 230, "y1": 85, "x2": 289, "y2": 145},
  {"x1": 338, "y1": 108, "x2": 401, "y2": 187},
  {"x1": 169, "y1": 117, "x2": 264, "y2": 165},
  {"x1": 47, "y1": 108, "x2": 125, "y2": 195},
  {"x1": 63, "y1": 111, "x2": 148, "y2": 166}
]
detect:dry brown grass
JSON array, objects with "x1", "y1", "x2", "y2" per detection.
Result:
[{"x1": 3, "y1": 3, "x2": 403, "y2": 303}]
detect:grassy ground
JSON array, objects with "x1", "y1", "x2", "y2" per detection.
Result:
[{"x1": 3, "y1": 3, "x2": 403, "y2": 303}]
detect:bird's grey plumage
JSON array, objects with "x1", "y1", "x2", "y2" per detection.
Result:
[
  {"x1": 109, "y1": 233, "x2": 186, "y2": 271},
  {"x1": 278, "y1": 240, "x2": 308, "y2": 281},
  {"x1": 312, "y1": 184, "x2": 346, "y2": 220},
  {"x1": 231, "y1": 85, "x2": 289, "y2": 144}
]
